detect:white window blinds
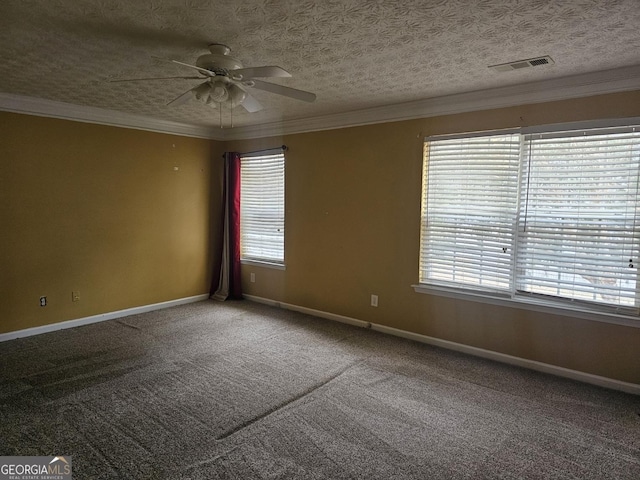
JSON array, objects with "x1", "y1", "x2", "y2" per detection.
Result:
[
  {"x1": 420, "y1": 133, "x2": 520, "y2": 291},
  {"x1": 419, "y1": 123, "x2": 640, "y2": 315},
  {"x1": 517, "y1": 127, "x2": 640, "y2": 310},
  {"x1": 240, "y1": 152, "x2": 285, "y2": 264}
]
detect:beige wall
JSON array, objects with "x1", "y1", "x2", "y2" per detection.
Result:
[
  {"x1": 2, "y1": 91, "x2": 639, "y2": 384},
  {"x1": 0, "y1": 112, "x2": 225, "y2": 334},
  {"x1": 231, "y1": 90, "x2": 640, "y2": 384}
]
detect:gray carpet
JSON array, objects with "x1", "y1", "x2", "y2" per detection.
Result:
[{"x1": 0, "y1": 299, "x2": 638, "y2": 479}]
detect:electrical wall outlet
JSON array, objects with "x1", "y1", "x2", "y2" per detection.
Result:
[
  {"x1": 40, "y1": 296, "x2": 47, "y2": 307},
  {"x1": 250, "y1": 272, "x2": 256, "y2": 283},
  {"x1": 371, "y1": 294, "x2": 378, "y2": 307},
  {"x1": 72, "y1": 291, "x2": 80, "y2": 302}
]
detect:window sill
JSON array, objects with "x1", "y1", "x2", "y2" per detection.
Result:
[
  {"x1": 241, "y1": 259, "x2": 286, "y2": 271},
  {"x1": 412, "y1": 284, "x2": 640, "y2": 329}
]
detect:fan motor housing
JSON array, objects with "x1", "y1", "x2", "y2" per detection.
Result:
[
  {"x1": 196, "y1": 54, "x2": 243, "y2": 72},
  {"x1": 196, "y1": 44, "x2": 243, "y2": 73}
]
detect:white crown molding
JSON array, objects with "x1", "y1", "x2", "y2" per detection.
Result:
[
  {"x1": 2, "y1": 65, "x2": 640, "y2": 141},
  {"x1": 0, "y1": 93, "x2": 221, "y2": 140},
  {"x1": 224, "y1": 64, "x2": 640, "y2": 140}
]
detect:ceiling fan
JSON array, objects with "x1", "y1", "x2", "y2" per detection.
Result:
[{"x1": 111, "y1": 44, "x2": 316, "y2": 113}]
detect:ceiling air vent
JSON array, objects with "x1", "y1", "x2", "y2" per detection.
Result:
[{"x1": 489, "y1": 56, "x2": 554, "y2": 72}]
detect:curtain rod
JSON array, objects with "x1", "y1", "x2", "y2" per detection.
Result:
[{"x1": 222, "y1": 145, "x2": 287, "y2": 159}]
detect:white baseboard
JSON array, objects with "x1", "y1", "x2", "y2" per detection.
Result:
[
  {"x1": 0, "y1": 294, "x2": 210, "y2": 342},
  {"x1": 243, "y1": 294, "x2": 640, "y2": 395},
  {"x1": 243, "y1": 294, "x2": 370, "y2": 328}
]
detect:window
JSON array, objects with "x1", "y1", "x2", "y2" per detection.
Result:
[
  {"x1": 419, "y1": 123, "x2": 640, "y2": 317},
  {"x1": 240, "y1": 152, "x2": 285, "y2": 265},
  {"x1": 420, "y1": 132, "x2": 520, "y2": 291}
]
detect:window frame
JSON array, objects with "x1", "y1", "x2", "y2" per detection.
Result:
[
  {"x1": 414, "y1": 118, "x2": 640, "y2": 328},
  {"x1": 239, "y1": 151, "x2": 286, "y2": 269}
]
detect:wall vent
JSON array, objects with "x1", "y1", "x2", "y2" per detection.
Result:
[{"x1": 489, "y1": 56, "x2": 554, "y2": 72}]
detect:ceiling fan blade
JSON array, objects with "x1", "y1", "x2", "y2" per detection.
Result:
[
  {"x1": 151, "y1": 56, "x2": 214, "y2": 77},
  {"x1": 170, "y1": 60, "x2": 215, "y2": 77},
  {"x1": 231, "y1": 66, "x2": 292, "y2": 80},
  {"x1": 249, "y1": 79, "x2": 316, "y2": 102},
  {"x1": 109, "y1": 76, "x2": 203, "y2": 83},
  {"x1": 166, "y1": 82, "x2": 207, "y2": 106},
  {"x1": 240, "y1": 92, "x2": 264, "y2": 113}
]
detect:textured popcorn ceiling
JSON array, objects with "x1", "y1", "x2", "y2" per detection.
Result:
[{"x1": 1, "y1": 0, "x2": 639, "y2": 129}]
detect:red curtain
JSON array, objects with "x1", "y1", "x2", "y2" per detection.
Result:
[
  {"x1": 228, "y1": 152, "x2": 242, "y2": 298},
  {"x1": 212, "y1": 152, "x2": 242, "y2": 300}
]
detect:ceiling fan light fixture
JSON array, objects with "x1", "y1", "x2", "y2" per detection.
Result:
[
  {"x1": 228, "y1": 84, "x2": 246, "y2": 107},
  {"x1": 210, "y1": 83, "x2": 229, "y2": 103},
  {"x1": 192, "y1": 83, "x2": 211, "y2": 101},
  {"x1": 148, "y1": 44, "x2": 314, "y2": 118}
]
